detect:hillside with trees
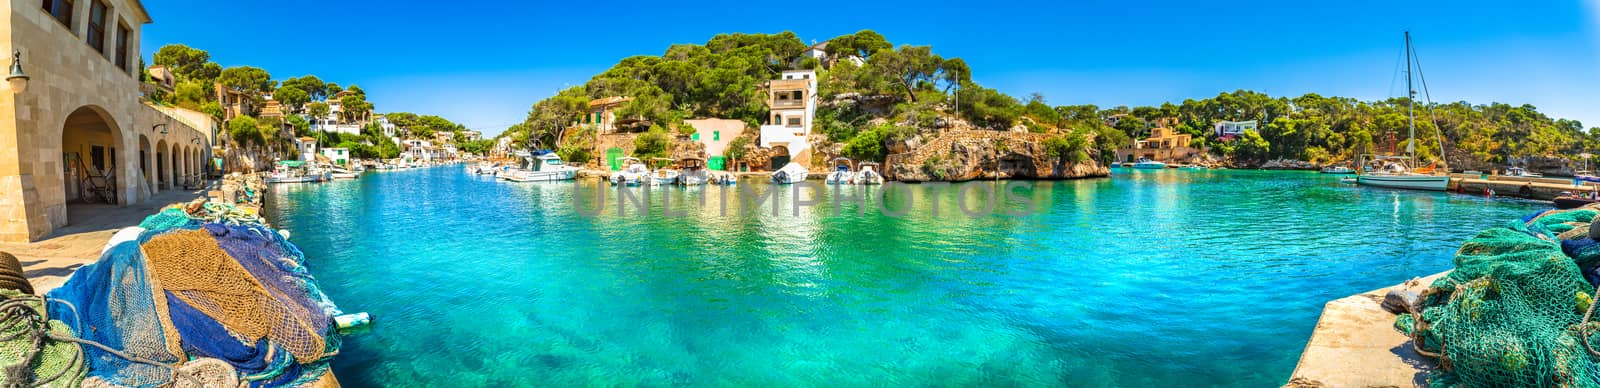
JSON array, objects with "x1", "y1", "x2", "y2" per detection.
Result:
[
  {"x1": 144, "y1": 44, "x2": 475, "y2": 164},
  {"x1": 502, "y1": 30, "x2": 1598, "y2": 174}
]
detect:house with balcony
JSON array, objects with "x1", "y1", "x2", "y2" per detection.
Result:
[
  {"x1": 1114, "y1": 127, "x2": 1202, "y2": 164},
  {"x1": 759, "y1": 69, "x2": 818, "y2": 169},
  {"x1": 321, "y1": 147, "x2": 350, "y2": 167},
  {"x1": 145, "y1": 65, "x2": 174, "y2": 94}
]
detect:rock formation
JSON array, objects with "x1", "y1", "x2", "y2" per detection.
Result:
[{"x1": 886, "y1": 130, "x2": 1110, "y2": 182}]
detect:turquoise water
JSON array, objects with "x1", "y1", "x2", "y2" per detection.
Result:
[{"x1": 266, "y1": 167, "x2": 1547, "y2": 387}]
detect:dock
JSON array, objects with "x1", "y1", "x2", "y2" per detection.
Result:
[
  {"x1": 1286, "y1": 273, "x2": 1445, "y2": 387},
  {"x1": 1446, "y1": 173, "x2": 1598, "y2": 200}
]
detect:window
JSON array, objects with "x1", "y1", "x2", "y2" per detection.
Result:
[
  {"x1": 787, "y1": 117, "x2": 801, "y2": 127},
  {"x1": 115, "y1": 23, "x2": 129, "y2": 71},
  {"x1": 713, "y1": 131, "x2": 720, "y2": 141},
  {"x1": 791, "y1": 91, "x2": 802, "y2": 100},
  {"x1": 773, "y1": 114, "x2": 782, "y2": 125},
  {"x1": 42, "y1": 0, "x2": 75, "y2": 29},
  {"x1": 803, "y1": 74, "x2": 810, "y2": 79},
  {"x1": 87, "y1": 1, "x2": 106, "y2": 53},
  {"x1": 777, "y1": 92, "x2": 788, "y2": 101}
]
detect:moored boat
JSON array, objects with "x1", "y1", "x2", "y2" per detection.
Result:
[
  {"x1": 1132, "y1": 158, "x2": 1167, "y2": 169},
  {"x1": 771, "y1": 162, "x2": 809, "y2": 184},
  {"x1": 826, "y1": 158, "x2": 854, "y2": 185},
  {"x1": 1353, "y1": 32, "x2": 1451, "y2": 193},
  {"x1": 853, "y1": 162, "x2": 884, "y2": 185},
  {"x1": 677, "y1": 158, "x2": 708, "y2": 186},
  {"x1": 1504, "y1": 166, "x2": 1543, "y2": 178},
  {"x1": 609, "y1": 157, "x2": 648, "y2": 186},
  {"x1": 503, "y1": 153, "x2": 579, "y2": 182},
  {"x1": 1320, "y1": 165, "x2": 1355, "y2": 174}
]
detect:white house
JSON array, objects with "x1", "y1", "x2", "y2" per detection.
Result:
[
  {"x1": 296, "y1": 137, "x2": 318, "y2": 162},
  {"x1": 321, "y1": 148, "x2": 350, "y2": 167},
  {"x1": 759, "y1": 69, "x2": 819, "y2": 168},
  {"x1": 1215, "y1": 120, "x2": 1258, "y2": 138},
  {"x1": 402, "y1": 139, "x2": 439, "y2": 161}
]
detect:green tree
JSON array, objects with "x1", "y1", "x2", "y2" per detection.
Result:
[
  {"x1": 152, "y1": 44, "x2": 220, "y2": 81},
  {"x1": 633, "y1": 126, "x2": 671, "y2": 159},
  {"x1": 287, "y1": 115, "x2": 311, "y2": 137},
  {"x1": 307, "y1": 102, "x2": 330, "y2": 121},
  {"x1": 228, "y1": 116, "x2": 262, "y2": 145},
  {"x1": 218, "y1": 66, "x2": 273, "y2": 93},
  {"x1": 273, "y1": 85, "x2": 309, "y2": 112}
]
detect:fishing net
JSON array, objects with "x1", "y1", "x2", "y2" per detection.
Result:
[
  {"x1": 42, "y1": 200, "x2": 345, "y2": 387},
  {"x1": 1396, "y1": 208, "x2": 1600, "y2": 387},
  {"x1": 0, "y1": 289, "x2": 85, "y2": 386}
]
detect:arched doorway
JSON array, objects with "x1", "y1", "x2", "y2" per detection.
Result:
[
  {"x1": 155, "y1": 140, "x2": 168, "y2": 191},
  {"x1": 60, "y1": 106, "x2": 123, "y2": 208},
  {"x1": 138, "y1": 135, "x2": 151, "y2": 191},
  {"x1": 769, "y1": 145, "x2": 791, "y2": 170}
]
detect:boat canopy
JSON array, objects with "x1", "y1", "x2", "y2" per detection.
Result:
[{"x1": 276, "y1": 160, "x2": 306, "y2": 167}]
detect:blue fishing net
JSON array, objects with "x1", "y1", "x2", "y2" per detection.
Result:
[{"x1": 45, "y1": 240, "x2": 183, "y2": 388}]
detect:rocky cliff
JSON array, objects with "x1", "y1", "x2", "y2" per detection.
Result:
[{"x1": 886, "y1": 130, "x2": 1110, "y2": 182}]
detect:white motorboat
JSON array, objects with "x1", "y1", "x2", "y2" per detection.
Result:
[
  {"x1": 853, "y1": 162, "x2": 884, "y2": 185},
  {"x1": 1131, "y1": 158, "x2": 1167, "y2": 169},
  {"x1": 502, "y1": 153, "x2": 579, "y2": 182},
  {"x1": 1505, "y1": 167, "x2": 1543, "y2": 178},
  {"x1": 1320, "y1": 165, "x2": 1355, "y2": 174},
  {"x1": 609, "y1": 157, "x2": 648, "y2": 186},
  {"x1": 826, "y1": 157, "x2": 854, "y2": 185},
  {"x1": 771, "y1": 162, "x2": 809, "y2": 184},
  {"x1": 265, "y1": 161, "x2": 323, "y2": 184},
  {"x1": 677, "y1": 158, "x2": 708, "y2": 186}
]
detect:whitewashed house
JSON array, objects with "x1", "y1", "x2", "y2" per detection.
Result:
[{"x1": 759, "y1": 69, "x2": 818, "y2": 169}]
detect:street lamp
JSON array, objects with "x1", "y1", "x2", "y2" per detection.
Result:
[{"x1": 7, "y1": 50, "x2": 29, "y2": 94}]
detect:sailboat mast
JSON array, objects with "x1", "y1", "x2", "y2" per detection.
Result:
[{"x1": 1405, "y1": 31, "x2": 1416, "y2": 161}]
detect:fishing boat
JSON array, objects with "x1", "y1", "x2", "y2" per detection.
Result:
[
  {"x1": 771, "y1": 162, "x2": 809, "y2": 184},
  {"x1": 502, "y1": 153, "x2": 579, "y2": 182},
  {"x1": 1320, "y1": 165, "x2": 1355, "y2": 174},
  {"x1": 1504, "y1": 167, "x2": 1543, "y2": 178},
  {"x1": 677, "y1": 158, "x2": 708, "y2": 186},
  {"x1": 329, "y1": 167, "x2": 360, "y2": 180},
  {"x1": 826, "y1": 158, "x2": 854, "y2": 185},
  {"x1": 648, "y1": 158, "x2": 679, "y2": 186},
  {"x1": 1132, "y1": 158, "x2": 1167, "y2": 169},
  {"x1": 265, "y1": 161, "x2": 323, "y2": 184},
  {"x1": 854, "y1": 162, "x2": 884, "y2": 185},
  {"x1": 1354, "y1": 32, "x2": 1451, "y2": 192},
  {"x1": 609, "y1": 157, "x2": 648, "y2": 186}
]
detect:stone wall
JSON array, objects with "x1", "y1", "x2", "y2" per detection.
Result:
[
  {"x1": 886, "y1": 130, "x2": 1110, "y2": 182},
  {"x1": 0, "y1": 1, "x2": 211, "y2": 242}
]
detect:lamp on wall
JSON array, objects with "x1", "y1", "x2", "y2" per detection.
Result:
[
  {"x1": 152, "y1": 124, "x2": 168, "y2": 135},
  {"x1": 6, "y1": 50, "x2": 29, "y2": 94}
]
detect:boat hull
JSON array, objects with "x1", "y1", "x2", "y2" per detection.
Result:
[
  {"x1": 1132, "y1": 163, "x2": 1166, "y2": 169},
  {"x1": 1355, "y1": 175, "x2": 1450, "y2": 191}
]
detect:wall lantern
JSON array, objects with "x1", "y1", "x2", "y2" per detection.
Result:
[
  {"x1": 6, "y1": 50, "x2": 28, "y2": 94},
  {"x1": 152, "y1": 124, "x2": 168, "y2": 135}
]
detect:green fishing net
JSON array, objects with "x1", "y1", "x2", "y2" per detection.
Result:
[
  {"x1": 1396, "y1": 209, "x2": 1600, "y2": 387},
  {"x1": 0, "y1": 289, "x2": 85, "y2": 386}
]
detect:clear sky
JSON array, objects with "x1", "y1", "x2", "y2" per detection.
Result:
[{"x1": 139, "y1": 0, "x2": 1600, "y2": 137}]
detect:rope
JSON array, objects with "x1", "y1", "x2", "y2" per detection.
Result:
[
  {"x1": 0, "y1": 296, "x2": 209, "y2": 387},
  {"x1": 1579, "y1": 283, "x2": 1600, "y2": 357},
  {"x1": 1407, "y1": 287, "x2": 1444, "y2": 359}
]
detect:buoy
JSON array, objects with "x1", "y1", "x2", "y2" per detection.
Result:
[
  {"x1": 334, "y1": 312, "x2": 372, "y2": 330},
  {"x1": 278, "y1": 229, "x2": 291, "y2": 240}
]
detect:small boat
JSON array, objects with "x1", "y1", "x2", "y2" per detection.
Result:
[
  {"x1": 853, "y1": 162, "x2": 884, "y2": 185},
  {"x1": 1131, "y1": 158, "x2": 1167, "y2": 169},
  {"x1": 708, "y1": 171, "x2": 738, "y2": 186},
  {"x1": 1555, "y1": 194, "x2": 1600, "y2": 209},
  {"x1": 1505, "y1": 167, "x2": 1543, "y2": 178},
  {"x1": 771, "y1": 162, "x2": 809, "y2": 184},
  {"x1": 609, "y1": 157, "x2": 648, "y2": 186},
  {"x1": 1320, "y1": 165, "x2": 1355, "y2": 174},
  {"x1": 648, "y1": 158, "x2": 679, "y2": 186},
  {"x1": 826, "y1": 158, "x2": 854, "y2": 185},
  {"x1": 677, "y1": 158, "x2": 708, "y2": 186},
  {"x1": 329, "y1": 168, "x2": 360, "y2": 180},
  {"x1": 265, "y1": 161, "x2": 322, "y2": 184}
]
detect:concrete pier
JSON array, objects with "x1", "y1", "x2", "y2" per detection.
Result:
[
  {"x1": 1447, "y1": 173, "x2": 1598, "y2": 201},
  {"x1": 1286, "y1": 273, "x2": 1445, "y2": 387}
]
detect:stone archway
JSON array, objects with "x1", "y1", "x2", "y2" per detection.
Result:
[
  {"x1": 59, "y1": 106, "x2": 125, "y2": 212},
  {"x1": 155, "y1": 140, "x2": 168, "y2": 191},
  {"x1": 139, "y1": 135, "x2": 151, "y2": 192},
  {"x1": 170, "y1": 145, "x2": 180, "y2": 189},
  {"x1": 770, "y1": 145, "x2": 791, "y2": 170}
]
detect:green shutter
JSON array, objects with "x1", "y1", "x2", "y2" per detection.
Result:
[{"x1": 714, "y1": 131, "x2": 720, "y2": 141}]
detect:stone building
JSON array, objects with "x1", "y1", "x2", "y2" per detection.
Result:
[{"x1": 1, "y1": 0, "x2": 211, "y2": 242}]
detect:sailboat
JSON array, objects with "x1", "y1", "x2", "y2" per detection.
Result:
[{"x1": 1356, "y1": 32, "x2": 1451, "y2": 192}]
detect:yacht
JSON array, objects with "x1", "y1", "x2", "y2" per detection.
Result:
[
  {"x1": 1132, "y1": 158, "x2": 1167, "y2": 169},
  {"x1": 826, "y1": 158, "x2": 854, "y2": 185},
  {"x1": 1354, "y1": 32, "x2": 1451, "y2": 192},
  {"x1": 609, "y1": 157, "x2": 648, "y2": 186},
  {"x1": 854, "y1": 162, "x2": 884, "y2": 185},
  {"x1": 771, "y1": 162, "x2": 809, "y2": 184},
  {"x1": 502, "y1": 153, "x2": 580, "y2": 182}
]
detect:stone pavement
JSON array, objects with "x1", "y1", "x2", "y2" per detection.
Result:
[
  {"x1": 0, "y1": 187, "x2": 208, "y2": 294},
  {"x1": 1285, "y1": 273, "x2": 1444, "y2": 387}
]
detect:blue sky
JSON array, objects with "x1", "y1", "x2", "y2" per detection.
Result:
[{"x1": 140, "y1": 1, "x2": 1600, "y2": 137}]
